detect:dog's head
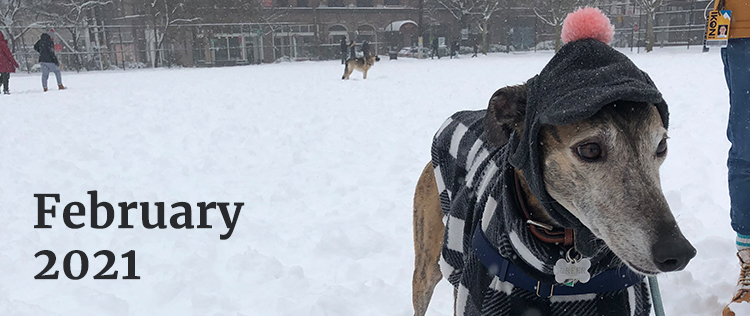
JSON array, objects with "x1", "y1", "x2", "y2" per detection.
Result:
[
  {"x1": 485, "y1": 84, "x2": 696, "y2": 275},
  {"x1": 368, "y1": 55, "x2": 380, "y2": 64}
]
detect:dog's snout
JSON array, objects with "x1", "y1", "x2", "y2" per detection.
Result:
[{"x1": 651, "y1": 237, "x2": 697, "y2": 272}]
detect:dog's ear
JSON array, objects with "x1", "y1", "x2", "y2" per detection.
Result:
[{"x1": 483, "y1": 84, "x2": 527, "y2": 147}]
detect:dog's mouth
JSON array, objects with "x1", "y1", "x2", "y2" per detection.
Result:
[
  {"x1": 575, "y1": 233, "x2": 661, "y2": 276},
  {"x1": 622, "y1": 261, "x2": 660, "y2": 276},
  {"x1": 568, "y1": 199, "x2": 696, "y2": 276},
  {"x1": 590, "y1": 229, "x2": 695, "y2": 276}
]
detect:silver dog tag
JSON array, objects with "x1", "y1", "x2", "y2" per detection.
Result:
[{"x1": 553, "y1": 258, "x2": 591, "y2": 286}]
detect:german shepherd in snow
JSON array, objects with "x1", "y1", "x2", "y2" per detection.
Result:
[
  {"x1": 342, "y1": 55, "x2": 380, "y2": 80},
  {"x1": 411, "y1": 85, "x2": 697, "y2": 315}
]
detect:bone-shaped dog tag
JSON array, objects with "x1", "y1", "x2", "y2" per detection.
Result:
[{"x1": 553, "y1": 258, "x2": 591, "y2": 286}]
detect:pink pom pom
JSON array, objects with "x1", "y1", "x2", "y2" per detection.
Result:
[{"x1": 561, "y1": 7, "x2": 615, "y2": 45}]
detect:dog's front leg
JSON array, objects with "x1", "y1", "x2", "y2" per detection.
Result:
[{"x1": 342, "y1": 64, "x2": 351, "y2": 80}]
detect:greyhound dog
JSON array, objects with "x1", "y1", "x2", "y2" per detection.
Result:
[{"x1": 411, "y1": 8, "x2": 696, "y2": 316}]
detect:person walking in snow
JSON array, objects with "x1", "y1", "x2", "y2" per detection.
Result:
[
  {"x1": 349, "y1": 40, "x2": 356, "y2": 60},
  {"x1": 33, "y1": 33, "x2": 65, "y2": 92},
  {"x1": 340, "y1": 37, "x2": 348, "y2": 64},
  {"x1": 431, "y1": 37, "x2": 439, "y2": 59},
  {"x1": 361, "y1": 40, "x2": 370, "y2": 58},
  {"x1": 721, "y1": 1, "x2": 750, "y2": 316},
  {"x1": 0, "y1": 32, "x2": 19, "y2": 94}
]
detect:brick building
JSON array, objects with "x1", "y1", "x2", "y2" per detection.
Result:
[
  {"x1": 9, "y1": 0, "x2": 714, "y2": 70},
  {"x1": 266, "y1": 0, "x2": 424, "y2": 56}
]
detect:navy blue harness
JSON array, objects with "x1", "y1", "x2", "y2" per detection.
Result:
[{"x1": 472, "y1": 226, "x2": 645, "y2": 298}]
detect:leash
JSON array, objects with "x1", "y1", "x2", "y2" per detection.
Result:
[{"x1": 649, "y1": 275, "x2": 667, "y2": 316}]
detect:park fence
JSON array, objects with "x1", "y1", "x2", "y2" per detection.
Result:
[
  {"x1": 8, "y1": 2, "x2": 715, "y2": 71},
  {"x1": 12, "y1": 23, "x2": 348, "y2": 72}
]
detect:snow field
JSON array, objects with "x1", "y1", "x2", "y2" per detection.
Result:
[{"x1": 0, "y1": 48, "x2": 738, "y2": 315}]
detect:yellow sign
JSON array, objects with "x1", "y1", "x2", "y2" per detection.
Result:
[{"x1": 706, "y1": 10, "x2": 732, "y2": 42}]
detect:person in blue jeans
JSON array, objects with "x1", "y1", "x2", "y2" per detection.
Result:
[
  {"x1": 33, "y1": 33, "x2": 65, "y2": 92},
  {"x1": 721, "y1": 2, "x2": 750, "y2": 315},
  {"x1": 724, "y1": 38, "x2": 750, "y2": 244}
]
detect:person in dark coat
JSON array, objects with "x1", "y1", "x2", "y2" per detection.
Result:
[
  {"x1": 472, "y1": 41, "x2": 478, "y2": 57},
  {"x1": 431, "y1": 37, "x2": 439, "y2": 59},
  {"x1": 349, "y1": 40, "x2": 356, "y2": 60},
  {"x1": 453, "y1": 40, "x2": 460, "y2": 58},
  {"x1": 0, "y1": 32, "x2": 19, "y2": 94},
  {"x1": 361, "y1": 40, "x2": 370, "y2": 58},
  {"x1": 340, "y1": 37, "x2": 348, "y2": 64},
  {"x1": 33, "y1": 33, "x2": 65, "y2": 92}
]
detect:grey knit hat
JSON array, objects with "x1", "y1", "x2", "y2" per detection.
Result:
[{"x1": 507, "y1": 8, "x2": 669, "y2": 256}]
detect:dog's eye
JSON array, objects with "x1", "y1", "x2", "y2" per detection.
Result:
[
  {"x1": 656, "y1": 138, "x2": 668, "y2": 157},
  {"x1": 576, "y1": 143, "x2": 602, "y2": 161}
]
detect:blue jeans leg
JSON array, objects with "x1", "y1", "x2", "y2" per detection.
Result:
[
  {"x1": 722, "y1": 38, "x2": 750, "y2": 235},
  {"x1": 40, "y1": 62, "x2": 62, "y2": 89},
  {"x1": 41, "y1": 63, "x2": 50, "y2": 89}
]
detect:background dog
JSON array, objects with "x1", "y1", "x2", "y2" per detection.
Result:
[{"x1": 342, "y1": 55, "x2": 380, "y2": 80}]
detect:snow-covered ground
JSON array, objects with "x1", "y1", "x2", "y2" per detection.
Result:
[{"x1": 0, "y1": 47, "x2": 737, "y2": 316}]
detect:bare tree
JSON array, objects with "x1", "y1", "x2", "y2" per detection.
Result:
[
  {"x1": 196, "y1": 0, "x2": 261, "y2": 22},
  {"x1": 473, "y1": 0, "x2": 504, "y2": 54},
  {"x1": 38, "y1": 0, "x2": 112, "y2": 70},
  {"x1": 533, "y1": 0, "x2": 599, "y2": 51},
  {"x1": 429, "y1": 0, "x2": 504, "y2": 53},
  {"x1": 432, "y1": 0, "x2": 477, "y2": 35},
  {"x1": 634, "y1": 0, "x2": 662, "y2": 52},
  {"x1": 140, "y1": 0, "x2": 200, "y2": 67},
  {"x1": 0, "y1": 0, "x2": 46, "y2": 51}
]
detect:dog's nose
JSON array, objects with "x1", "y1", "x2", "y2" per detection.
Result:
[{"x1": 651, "y1": 237, "x2": 697, "y2": 272}]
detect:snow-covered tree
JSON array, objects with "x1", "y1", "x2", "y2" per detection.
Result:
[
  {"x1": 0, "y1": 0, "x2": 45, "y2": 51},
  {"x1": 195, "y1": 0, "x2": 260, "y2": 22},
  {"x1": 138, "y1": 0, "x2": 262, "y2": 67},
  {"x1": 38, "y1": 0, "x2": 113, "y2": 70},
  {"x1": 634, "y1": 0, "x2": 662, "y2": 52},
  {"x1": 139, "y1": 0, "x2": 200, "y2": 67},
  {"x1": 432, "y1": 0, "x2": 478, "y2": 34},
  {"x1": 473, "y1": 0, "x2": 504, "y2": 54},
  {"x1": 429, "y1": 0, "x2": 504, "y2": 53},
  {"x1": 533, "y1": 0, "x2": 599, "y2": 51}
]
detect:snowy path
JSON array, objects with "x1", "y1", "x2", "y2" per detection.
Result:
[{"x1": 0, "y1": 48, "x2": 736, "y2": 315}]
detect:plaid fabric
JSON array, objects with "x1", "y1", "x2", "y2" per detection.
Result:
[{"x1": 432, "y1": 110, "x2": 651, "y2": 316}]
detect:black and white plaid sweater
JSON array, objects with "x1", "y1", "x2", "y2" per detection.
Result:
[{"x1": 432, "y1": 110, "x2": 651, "y2": 316}]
